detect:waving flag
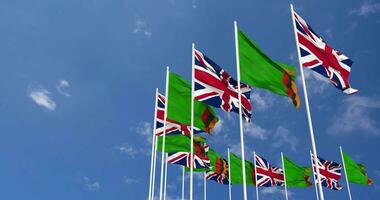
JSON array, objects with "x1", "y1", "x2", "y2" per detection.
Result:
[
  {"x1": 342, "y1": 151, "x2": 373, "y2": 185},
  {"x1": 206, "y1": 157, "x2": 229, "y2": 185},
  {"x1": 255, "y1": 154, "x2": 284, "y2": 187},
  {"x1": 194, "y1": 49, "x2": 252, "y2": 122},
  {"x1": 155, "y1": 93, "x2": 201, "y2": 136},
  {"x1": 311, "y1": 154, "x2": 343, "y2": 190},
  {"x1": 293, "y1": 10, "x2": 358, "y2": 94},
  {"x1": 167, "y1": 144, "x2": 210, "y2": 169}
]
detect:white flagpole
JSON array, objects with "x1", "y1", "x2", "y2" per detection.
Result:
[
  {"x1": 290, "y1": 4, "x2": 325, "y2": 200},
  {"x1": 310, "y1": 150, "x2": 320, "y2": 200},
  {"x1": 281, "y1": 152, "x2": 289, "y2": 200},
  {"x1": 190, "y1": 43, "x2": 195, "y2": 200},
  {"x1": 151, "y1": 131, "x2": 158, "y2": 200},
  {"x1": 233, "y1": 20, "x2": 248, "y2": 200},
  {"x1": 228, "y1": 148, "x2": 232, "y2": 200},
  {"x1": 340, "y1": 146, "x2": 353, "y2": 200},
  {"x1": 159, "y1": 67, "x2": 170, "y2": 200},
  {"x1": 164, "y1": 153, "x2": 168, "y2": 200},
  {"x1": 182, "y1": 166, "x2": 185, "y2": 200},
  {"x1": 253, "y1": 152, "x2": 259, "y2": 200},
  {"x1": 148, "y1": 89, "x2": 159, "y2": 200},
  {"x1": 204, "y1": 172, "x2": 207, "y2": 200}
]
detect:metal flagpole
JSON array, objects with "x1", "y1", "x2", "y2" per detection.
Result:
[
  {"x1": 340, "y1": 146, "x2": 353, "y2": 200},
  {"x1": 310, "y1": 150, "x2": 320, "y2": 200},
  {"x1": 182, "y1": 166, "x2": 185, "y2": 200},
  {"x1": 290, "y1": 4, "x2": 325, "y2": 200},
  {"x1": 190, "y1": 43, "x2": 195, "y2": 200},
  {"x1": 233, "y1": 20, "x2": 248, "y2": 200},
  {"x1": 281, "y1": 152, "x2": 289, "y2": 200},
  {"x1": 151, "y1": 131, "x2": 158, "y2": 200},
  {"x1": 164, "y1": 153, "x2": 168, "y2": 200},
  {"x1": 159, "y1": 67, "x2": 170, "y2": 200},
  {"x1": 149, "y1": 89, "x2": 159, "y2": 200},
  {"x1": 204, "y1": 172, "x2": 207, "y2": 200},
  {"x1": 253, "y1": 152, "x2": 259, "y2": 200},
  {"x1": 228, "y1": 148, "x2": 232, "y2": 200}
]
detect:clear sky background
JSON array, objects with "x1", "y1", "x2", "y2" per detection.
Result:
[{"x1": 0, "y1": 0, "x2": 379, "y2": 199}]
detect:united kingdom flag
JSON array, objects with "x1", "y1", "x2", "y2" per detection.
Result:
[
  {"x1": 206, "y1": 157, "x2": 229, "y2": 185},
  {"x1": 311, "y1": 154, "x2": 343, "y2": 190},
  {"x1": 254, "y1": 154, "x2": 284, "y2": 187},
  {"x1": 293, "y1": 10, "x2": 358, "y2": 94},
  {"x1": 167, "y1": 143, "x2": 210, "y2": 169},
  {"x1": 155, "y1": 93, "x2": 202, "y2": 136},
  {"x1": 194, "y1": 49, "x2": 252, "y2": 122}
]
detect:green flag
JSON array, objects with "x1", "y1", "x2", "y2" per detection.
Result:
[
  {"x1": 185, "y1": 148, "x2": 227, "y2": 175},
  {"x1": 342, "y1": 151, "x2": 373, "y2": 185},
  {"x1": 229, "y1": 152, "x2": 255, "y2": 185},
  {"x1": 283, "y1": 156, "x2": 312, "y2": 188},
  {"x1": 167, "y1": 72, "x2": 218, "y2": 133},
  {"x1": 237, "y1": 29, "x2": 300, "y2": 108},
  {"x1": 156, "y1": 135, "x2": 206, "y2": 153}
]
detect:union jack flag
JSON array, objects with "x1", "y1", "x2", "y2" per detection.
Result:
[
  {"x1": 167, "y1": 144, "x2": 210, "y2": 169},
  {"x1": 206, "y1": 157, "x2": 229, "y2": 185},
  {"x1": 311, "y1": 154, "x2": 343, "y2": 190},
  {"x1": 155, "y1": 93, "x2": 202, "y2": 136},
  {"x1": 194, "y1": 49, "x2": 252, "y2": 122},
  {"x1": 254, "y1": 154, "x2": 284, "y2": 187},
  {"x1": 293, "y1": 10, "x2": 358, "y2": 94}
]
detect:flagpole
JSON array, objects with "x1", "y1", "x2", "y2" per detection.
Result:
[
  {"x1": 281, "y1": 152, "x2": 289, "y2": 200},
  {"x1": 182, "y1": 166, "x2": 185, "y2": 200},
  {"x1": 310, "y1": 150, "x2": 320, "y2": 200},
  {"x1": 234, "y1": 20, "x2": 248, "y2": 200},
  {"x1": 164, "y1": 153, "x2": 168, "y2": 200},
  {"x1": 190, "y1": 43, "x2": 195, "y2": 200},
  {"x1": 228, "y1": 148, "x2": 232, "y2": 200},
  {"x1": 340, "y1": 146, "x2": 353, "y2": 200},
  {"x1": 152, "y1": 131, "x2": 158, "y2": 200},
  {"x1": 159, "y1": 67, "x2": 170, "y2": 200},
  {"x1": 148, "y1": 89, "x2": 159, "y2": 200},
  {"x1": 253, "y1": 152, "x2": 259, "y2": 200},
  {"x1": 290, "y1": 4, "x2": 325, "y2": 200},
  {"x1": 204, "y1": 172, "x2": 207, "y2": 200}
]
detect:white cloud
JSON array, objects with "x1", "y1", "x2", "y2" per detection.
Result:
[
  {"x1": 115, "y1": 144, "x2": 138, "y2": 158},
  {"x1": 272, "y1": 126, "x2": 299, "y2": 152},
  {"x1": 261, "y1": 187, "x2": 292, "y2": 198},
  {"x1": 29, "y1": 88, "x2": 56, "y2": 111},
  {"x1": 56, "y1": 79, "x2": 71, "y2": 97},
  {"x1": 244, "y1": 122, "x2": 269, "y2": 140},
  {"x1": 83, "y1": 176, "x2": 100, "y2": 191},
  {"x1": 350, "y1": 1, "x2": 380, "y2": 16},
  {"x1": 136, "y1": 122, "x2": 153, "y2": 143},
  {"x1": 124, "y1": 177, "x2": 141, "y2": 184},
  {"x1": 250, "y1": 91, "x2": 275, "y2": 111},
  {"x1": 133, "y1": 19, "x2": 152, "y2": 37},
  {"x1": 299, "y1": 70, "x2": 331, "y2": 95},
  {"x1": 328, "y1": 96, "x2": 380, "y2": 135}
]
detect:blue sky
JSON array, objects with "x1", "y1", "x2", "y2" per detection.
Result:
[{"x1": 0, "y1": 0, "x2": 379, "y2": 199}]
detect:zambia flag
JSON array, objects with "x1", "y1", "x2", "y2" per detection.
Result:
[
  {"x1": 283, "y1": 156, "x2": 312, "y2": 188},
  {"x1": 167, "y1": 72, "x2": 219, "y2": 133},
  {"x1": 342, "y1": 151, "x2": 373, "y2": 185},
  {"x1": 237, "y1": 29, "x2": 300, "y2": 108},
  {"x1": 156, "y1": 135, "x2": 206, "y2": 153},
  {"x1": 229, "y1": 152, "x2": 255, "y2": 185}
]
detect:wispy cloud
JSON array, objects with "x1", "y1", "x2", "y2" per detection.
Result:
[
  {"x1": 272, "y1": 126, "x2": 299, "y2": 152},
  {"x1": 350, "y1": 1, "x2": 380, "y2": 16},
  {"x1": 133, "y1": 19, "x2": 152, "y2": 37},
  {"x1": 83, "y1": 176, "x2": 100, "y2": 191},
  {"x1": 250, "y1": 91, "x2": 276, "y2": 111},
  {"x1": 56, "y1": 79, "x2": 71, "y2": 97},
  {"x1": 261, "y1": 187, "x2": 292, "y2": 198},
  {"x1": 299, "y1": 70, "x2": 331, "y2": 95},
  {"x1": 114, "y1": 143, "x2": 138, "y2": 158},
  {"x1": 191, "y1": 0, "x2": 198, "y2": 9},
  {"x1": 328, "y1": 96, "x2": 380, "y2": 135},
  {"x1": 29, "y1": 88, "x2": 56, "y2": 111},
  {"x1": 124, "y1": 176, "x2": 141, "y2": 184},
  {"x1": 244, "y1": 122, "x2": 269, "y2": 140},
  {"x1": 136, "y1": 122, "x2": 153, "y2": 144}
]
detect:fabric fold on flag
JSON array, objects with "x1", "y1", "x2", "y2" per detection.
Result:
[
  {"x1": 229, "y1": 152, "x2": 255, "y2": 186},
  {"x1": 194, "y1": 49, "x2": 252, "y2": 122},
  {"x1": 237, "y1": 28, "x2": 300, "y2": 108},
  {"x1": 283, "y1": 156, "x2": 312, "y2": 188},
  {"x1": 167, "y1": 72, "x2": 219, "y2": 133},
  {"x1": 342, "y1": 151, "x2": 373, "y2": 185},
  {"x1": 293, "y1": 10, "x2": 358, "y2": 94},
  {"x1": 254, "y1": 154, "x2": 284, "y2": 187},
  {"x1": 311, "y1": 154, "x2": 343, "y2": 190}
]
